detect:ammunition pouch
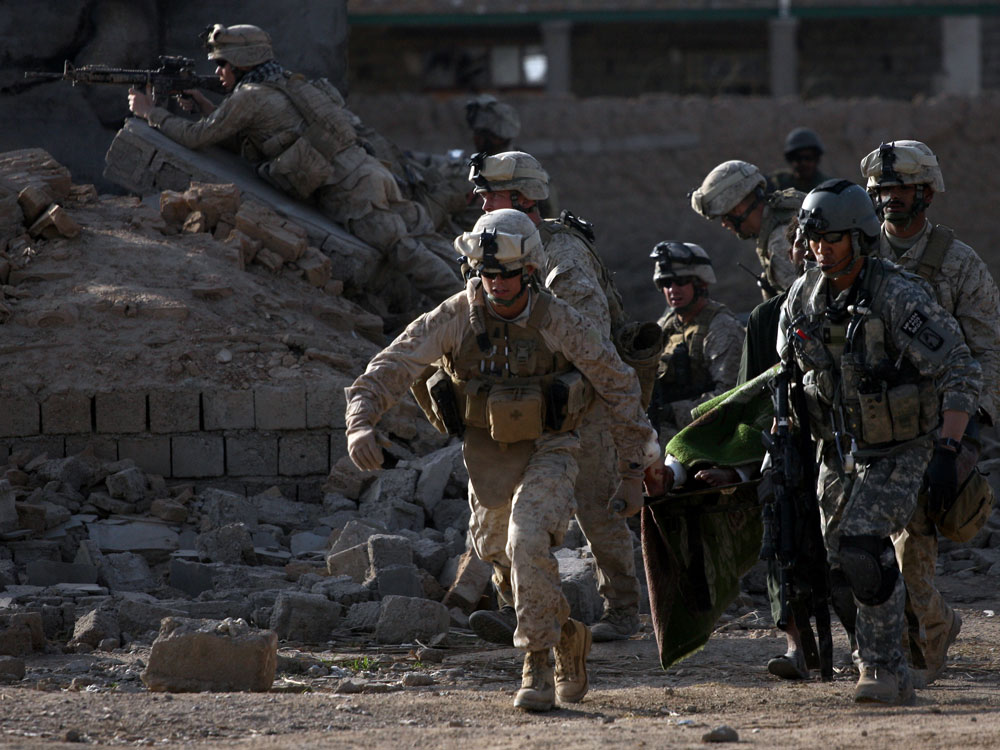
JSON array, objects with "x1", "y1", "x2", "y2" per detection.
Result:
[
  {"x1": 262, "y1": 136, "x2": 332, "y2": 199},
  {"x1": 411, "y1": 366, "x2": 464, "y2": 436},
  {"x1": 934, "y1": 465, "x2": 995, "y2": 543}
]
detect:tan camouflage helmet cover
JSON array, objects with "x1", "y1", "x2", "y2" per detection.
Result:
[
  {"x1": 205, "y1": 24, "x2": 274, "y2": 68},
  {"x1": 689, "y1": 160, "x2": 766, "y2": 219},
  {"x1": 465, "y1": 94, "x2": 521, "y2": 140},
  {"x1": 454, "y1": 208, "x2": 542, "y2": 272},
  {"x1": 469, "y1": 151, "x2": 550, "y2": 200},
  {"x1": 859, "y1": 140, "x2": 945, "y2": 193}
]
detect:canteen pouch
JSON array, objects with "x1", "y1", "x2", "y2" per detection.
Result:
[
  {"x1": 887, "y1": 383, "x2": 920, "y2": 442},
  {"x1": 487, "y1": 383, "x2": 544, "y2": 444},
  {"x1": 264, "y1": 136, "x2": 331, "y2": 199}
]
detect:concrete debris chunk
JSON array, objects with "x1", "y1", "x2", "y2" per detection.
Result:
[
  {"x1": 101, "y1": 552, "x2": 156, "y2": 592},
  {"x1": 27, "y1": 204, "x2": 81, "y2": 239},
  {"x1": 141, "y1": 617, "x2": 277, "y2": 693},
  {"x1": 195, "y1": 523, "x2": 256, "y2": 565},
  {"x1": 0, "y1": 655, "x2": 25, "y2": 682},
  {"x1": 268, "y1": 591, "x2": 342, "y2": 642},
  {"x1": 343, "y1": 600, "x2": 382, "y2": 632},
  {"x1": 370, "y1": 564, "x2": 424, "y2": 599},
  {"x1": 69, "y1": 605, "x2": 119, "y2": 649},
  {"x1": 367, "y1": 534, "x2": 413, "y2": 574},
  {"x1": 557, "y1": 551, "x2": 603, "y2": 625},
  {"x1": 105, "y1": 466, "x2": 147, "y2": 502},
  {"x1": 326, "y1": 543, "x2": 370, "y2": 583},
  {"x1": 375, "y1": 595, "x2": 450, "y2": 645},
  {"x1": 0, "y1": 612, "x2": 45, "y2": 655},
  {"x1": 17, "y1": 184, "x2": 55, "y2": 225}
]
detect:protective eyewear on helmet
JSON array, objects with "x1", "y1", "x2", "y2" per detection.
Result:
[
  {"x1": 455, "y1": 228, "x2": 531, "y2": 268},
  {"x1": 803, "y1": 229, "x2": 848, "y2": 244},
  {"x1": 659, "y1": 276, "x2": 696, "y2": 288},
  {"x1": 468, "y1": 152, "x2": 518, "y2": 191}
]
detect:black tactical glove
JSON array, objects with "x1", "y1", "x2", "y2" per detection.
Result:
[{"x1": 926, "y1": 443, "x2": 959, "y2": 518}]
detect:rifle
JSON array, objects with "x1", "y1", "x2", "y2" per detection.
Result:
[
  {"x1": 737, "y1": 261, "x2": 778, "y2": 298},
  {"x1": 760, "y1": 364, "x2": 833, "y2": 680},
  {"x1": 24, "y1": 56, "x2": 226, "y2": 107}
]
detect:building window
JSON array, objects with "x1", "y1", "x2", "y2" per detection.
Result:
[{"x1": 422, "y1": 43, "x2": 547, "y2": 91}]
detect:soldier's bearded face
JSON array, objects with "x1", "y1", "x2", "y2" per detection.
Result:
[{"x1": 877, "y1": 184, "x2": 920, "y2": 217}]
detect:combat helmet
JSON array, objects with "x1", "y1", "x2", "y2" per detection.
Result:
[
  {"x1": 784, "y1": 127, "x2": 824, "y2": 159},
  {"x1": 690, "y1": 160, "x2": 766, "y2": 221},
  {"x1": 465, "y1": 95, "x2": 521, "y2": 141},
  {"x1": 468, "y1": 151, "x2": 549, "y2": 200},
  {"x1": 203, "y1": 24, "x2": 274, "y2": 68},
  {"x1": 454, "y1": 209, "x2": 541, "y2": 276},
  {"x1": 860, "y1": 140, "x2": 943, "y2": 225},
  {"x1": 798, "y1": 179, "x2": 880, "y2": 274},
  {"x1": 650, "y1": 241, "x2": 717, "y2": 288}
]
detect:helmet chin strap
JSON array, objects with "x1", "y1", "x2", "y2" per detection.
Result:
[
  {"x1": 821, "y1": 235, "x2": 864, "y2": 280},
  {"x1": 483, "y1": 268, "x2": 532, "y2": 308}
]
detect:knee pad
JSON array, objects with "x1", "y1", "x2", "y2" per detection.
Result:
[{"x1": 837, "y1": 535, "x2": 899, "y2": 606}]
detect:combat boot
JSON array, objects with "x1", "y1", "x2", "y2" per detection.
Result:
[
  {"x1": 590, "y1": 607, "x2": 640, "y2": 642},
  {"x1": 513, "y1": 650, "x2": 554, "y2": 712},
  {"x1": 913, "y1": 609, "x2": 962, "y2": 688},
  {"x1": 854, "y1": 665, "x2": 914, "y2": 706},
  {"x1": 469, "y1": 605, "x2": 517, "y2": 647},
  {"x1": 554, "y1": 618, "x2": 592, "y2": 704}
]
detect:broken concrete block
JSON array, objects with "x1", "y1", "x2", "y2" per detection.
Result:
[
  {"x1": 298, "y1": 246, "x2": 332, "y2": 287},
  {"x1": 310, "y1": 575, "x2": 373, "y2": 607},
  {"x1": 289, "y1": 531, "x2": 327, "y2": 557},
  {"x1": 101, "y1": 552, "x2": 156, "y2": 593},
  {"x1": 196, "y1": 523, "x2": 255, "y2": 565},
  {"x1": 199, "y1": 488, "x2": 259, "y2": 528},
  {"x1": 17, "y1": 184, "x2": 54, "y2": 224},
  {"x1": 118, "y1": 597, "x2": 185, "y2": 638},
  {"x1": 25, "y1": 560, "x2": 98, "y2": 587},
  {"x1": 183, "y1": 182, "x2": 240, "y2": 226},
  {"x1": 557, "y1": 552, "x2": 602, "y2": 625},
  {"x1": 253, "y1": 246, "x2": 284, "y2": 273},
  {"x1": 224, "y1": 228, "x2": 260, "y2": 267},
  {"x1": 70, "y1": 605, "x2": 119, "y2": 648},
  {"x1": 358, "y1": 468, "x2": 423, "y2": 532},
  {"x1": 0, "y1": 480, "x2": 17, "y2": 533},
  {"x1": 150, "y1": 498, "x2": 187, "y2": 523},
  {"x1": 88, "y1": 520, "x2": 179, "y2": 553},
  {"x1": 252, "y1": 487, "x2": 314, "y2": 529},
  {"x1": 367, "y1": 534, "x2": 413, "y2": 574},
  {"x1": 325, "y1": 543, "x2": 369, "y2": 583},
  {"x1": 0, "y1": 655, "x2": 25, "y2": 681},
  {"x1": 411, "y1": 537, "x2": 449, "y2": 579},
  {"x1": 181, "y1": 210, "x2": 209, "y2": 234},
  {"x1": 105, "y1": 466, "x2": 147, "y2": 502},
  {"x1": 343, "y1": 601, "x2": 381, "y2": 632},
  {"x1": 442, "y1": 550, "x2": 492, "y2": 613},
  {"x1": 323, "y1": 456, "x2": 368, "y2": 500},
  {"x1": 168, "y1": 558, "x2": 215, "y2": 598},
  {"x1": 329, "y1": 519, "x2": 384, "y2": 556},
  {"x1": 35, "y1": 455, "x2": 100, "y2": 491},
  {"x1": 0, "y1": 612, "x2": 45, "y2": 656},
  {"x1": 268, "y1": 591, "x2": 342, "y2": 642},
  {"x1": 375, "y1": 596, "x2": 450, "y2": 645},
  {"x1": 413, "y1": 444, "x2": 461, "y2": 514},
  {"x1": 370, "y1": 564, "x2": 424, "y2": 600},
  {"x1": 141, "y1": 617, "x2": 277, "y2": 693},
  {"x1": 27, "y1": 204, "x2": 81, "y2": 239},
  {"x1": 159, "y1": 189, "x2": 189, "y2": 226},
  {"x1": 432, "y1": 497, "x2": 471, "y2": 534}
]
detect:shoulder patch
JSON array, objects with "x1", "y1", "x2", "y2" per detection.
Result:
[
  {"x1": 917, "y1": 327, "x2": 944, "y2": 352},
  {"x1": 901, "y1": 310, "x2": 928, "y2": 337}
]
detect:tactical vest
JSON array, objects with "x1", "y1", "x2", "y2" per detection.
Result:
[
  {"x1": 539, "y1": 212, "x2": 626, "y2": 334},
  {"x1": 791, "y1": 259, "x2": 939, "y2": 453},
  {"x1": 424, "y1": 285, "x2": 593, "y2": 444},
  {"x1": 913, "y1": 223, "x2": 955, "y2": 283},
  {"x1": 255, "y1": 73, "x2": 365, "y2": 199},
  {"x1": 656, "y1": 300, "x2": 726, "y2": 403},
  {"x1": 756, "y1": 188, "x2": 804, "y2": 292}
]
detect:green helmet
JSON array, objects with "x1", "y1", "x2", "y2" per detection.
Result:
[
  {"x1": 650, "y1": 241, "x2": 717, "y2": 287},
  {"x1": 784, "y1": 127, "x2": 824, "y2": 159},
  {"x1": 465, "y1": 95, "x2": 521, "y2": 140},
  {"x1": 798, "y1": 179, "x2": 880, "y2": 269},
  {"x1": 468, "y1": 151, "x2": 549, "y2": 200},
  {"x1": 204, "y1": 24, "x2": 273, "y2": 68},
  {"x1": 454, "y1": 209, "x2": 541, "y2": 273},
  {"x1": 690, "y1": 160, "x2": 766, "y2": 220}
]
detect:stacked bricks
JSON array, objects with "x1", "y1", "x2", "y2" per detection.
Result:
[{"x1": 0, "y1": 381, "x2": 350, "y2": 501}]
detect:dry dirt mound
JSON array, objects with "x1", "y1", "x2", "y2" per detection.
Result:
[{"x1": 0, "y1": 149, "x2": 383, "y2": 401}]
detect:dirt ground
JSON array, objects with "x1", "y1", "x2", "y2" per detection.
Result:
[{"x1": 3, "y1": 571, "x2": 998, "y2": 749}]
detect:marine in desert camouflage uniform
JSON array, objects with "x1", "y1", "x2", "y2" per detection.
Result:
[
  {"x1": 690, "y1": 160, "x2": 802, "y2": 299},
  {"x1": 344, "y1": 209, "x2": 658, "y2": 712},
  {"x1": 861, "y1": 140, "x2": 1000, "y2": 686},
  {"x1": 649, "y1": 241, "x2": 744, "y2": 442},
  {"x1": 780, "y1": 179, "x2": 981, "y2": 705},
  {"x1": 127, "y1": 23, "x2": 458, "y2": 304},
  {"x1": 462, "y1": 151, "x2": 644, "y2": 645}
]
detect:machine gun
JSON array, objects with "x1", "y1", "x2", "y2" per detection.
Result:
[
  {"x1": 760, "y1": 364, "x2": 834, "y2": 680},
  {"x1": 737, "y1": 261, "x2": 778, "y2": 298},
  {"x1": 24, "y1": 56, "x2": 226, "y2": 107}
]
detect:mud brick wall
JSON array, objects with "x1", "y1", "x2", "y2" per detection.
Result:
[{"x1": 0, "y1": 382, "x2": 349, "y2": 501}]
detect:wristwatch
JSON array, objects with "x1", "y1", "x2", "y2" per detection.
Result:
[{"x1": 937, "y1": 437, "x2": 962, "y2": 453}]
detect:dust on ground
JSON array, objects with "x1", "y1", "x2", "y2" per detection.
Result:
[{"x1": 3, "y1": 573, "x2": 998, "y2": 749}]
